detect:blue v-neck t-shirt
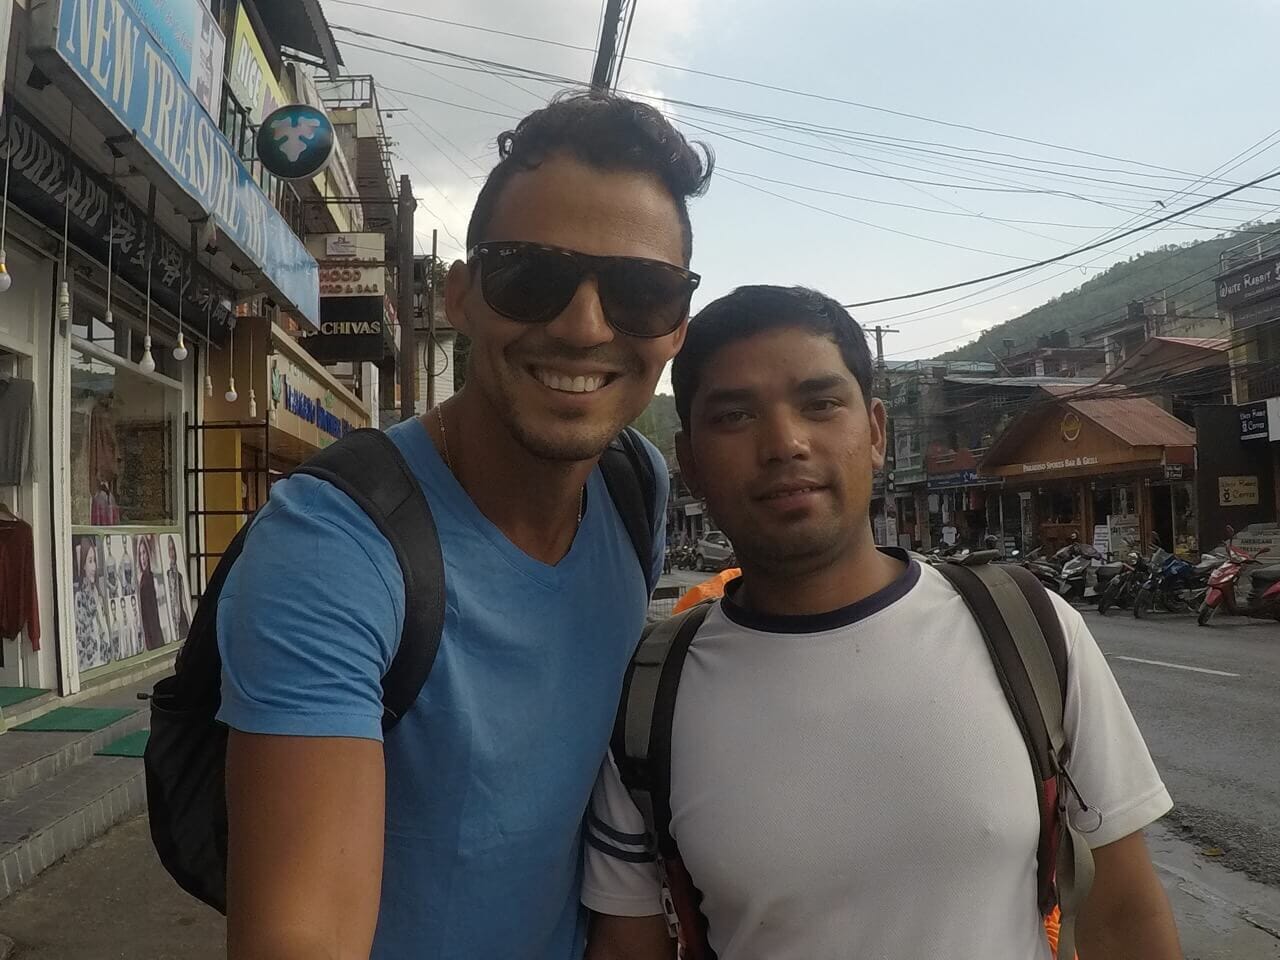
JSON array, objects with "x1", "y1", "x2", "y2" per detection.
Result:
[{"x1": 217, "y1": 417, "x2": 667, "y2": 959}]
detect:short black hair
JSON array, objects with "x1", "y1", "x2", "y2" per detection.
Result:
[
  {"x1": 466, "y1": 91, "x2": 713, "y2": 262},
  {"x1": 672, "y1": 285, "x2": 875, "y2": 430}
]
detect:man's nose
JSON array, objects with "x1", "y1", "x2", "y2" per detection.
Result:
[
  {"x1": 542, "y1": 276, "x2": 615, "y2": 348},
  {"x1": 758, "y1": 410, "x2": 810, "y2": 464}
]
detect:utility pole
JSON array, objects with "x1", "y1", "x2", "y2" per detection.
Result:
[
  {"x1": 397, "y1": 175, "x2": 417, "y2": 423},
  {"x1": 591, "y1": 0, "x2": 625, "y2": 90},
  {"x1": 873, "y1": 325, "x2": 899, "y2": 547},
  {"x1": 426, "y1": 228, "x2": 438, "y2": 409}
]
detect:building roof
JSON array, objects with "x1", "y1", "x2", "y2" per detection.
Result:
[
  {"x1": 1068, "y1": 397, "x2": 1197, "y2": 447},
  {"x1": 1100, "y1": 336, "x2": 1230, "y2": 385},
  {"x1": 981, "y1": 392, "x2": 1196, "y2": 471},
  {"x1": 884, "y1": 360, "x2": 997, "y2": 374},
  {"x1": 259, "y1": 0, "x2": 343, "y2": 71},
  {"x1": 944, "y1": 376, "x2": 1100, "y2": 388}
]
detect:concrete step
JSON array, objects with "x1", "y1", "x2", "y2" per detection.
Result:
[
  {"x1": 0, "y1": 709, "x2": 148, "y2": 801},
  {"x1": 0, "y1": 755, "x2": 145, "y2": 902}
]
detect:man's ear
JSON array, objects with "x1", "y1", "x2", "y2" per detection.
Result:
[
  {"x1": 444, "y1": 260, "x2": 475, "y2": 336},
  {"x1": 868, "y1": 397, "x2": 888, "y2": 472},
  {"x1": 675, "y1": 430, "x2": 702, "y2": 497}
]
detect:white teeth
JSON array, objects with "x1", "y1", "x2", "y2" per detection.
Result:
[
  {"x1": 535, "y1": 369, "x2": 607, "y2": 393},
  {"x1": 769, "y1": 488, "x2": 813, "y2": 499}
]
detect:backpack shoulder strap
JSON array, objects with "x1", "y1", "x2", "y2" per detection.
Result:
[
  {"x1": 294, "y1": 428, "x2": 445, "y2": 731},
  {"x1": 932, "y1": 560, "x2": 1094, "y2": 960},
  {"x1": 611, "y1": 600, "x2": 716, "y2": 957},
  {"x1": 600, "y1": 427, "x2": 659, "y2": 593}
]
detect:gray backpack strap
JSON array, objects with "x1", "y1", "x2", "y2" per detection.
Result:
[
  {"x1": 610, "y1": 602, "x2": 718, "y2": 958},
  {"x1": 933, "y1": 560, "x2": 1095, "y2": 960},
  {"x1": 611, "y1": 602, "x2": 713, "y2": 843}
]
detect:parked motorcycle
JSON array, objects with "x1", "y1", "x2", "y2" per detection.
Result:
[
  {"x1": 1058, "y1": 544, "x2": 1105, "y2": 603},
  {"x1": 1133, "y1": 546, "x2": 1223, "y2": 619},
  {"x1": 1197, "y1": 528, "x2": 1280, "y2": 626},
  {"x1": 1097, "y1": 550, "x2": 1149, "y2": 615},
  {"x1": 1015, "y1": 546, "x2": 1069, "y2": 592}
]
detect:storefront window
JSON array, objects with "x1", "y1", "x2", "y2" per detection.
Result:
[{"x1": 69, "y1": 345, "x2": 182, "y2": 527}]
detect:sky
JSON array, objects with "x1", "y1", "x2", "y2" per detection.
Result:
[{"x1": 317, "y1": 0, "x2": 1280, "y2": 389}]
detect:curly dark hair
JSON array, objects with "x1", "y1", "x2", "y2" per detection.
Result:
[{"x1": 466, "y1": 91, "x2": 713, "y2": 263}]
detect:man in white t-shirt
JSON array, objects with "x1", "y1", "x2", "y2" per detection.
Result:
[{"x1": 584, "y1": 286, "x2": 1182, "y2": 960}]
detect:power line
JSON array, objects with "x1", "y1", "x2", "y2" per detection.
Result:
[
  {"x1": 716, "y1": 167, "x2": 1236, "y2": 231},
  {"x1": 326, "y1": 0, "x2": 597, "y2": 53},
  {"x1": 719, "y1": 172, "x2": 1104, "y2": 267},
  {"x1": 337, "y1": 26, "x2": 1280, "y2": 213},
  {"x1": 323, "y1": 2, "x2": 1259, "y2": 188},
  {"x1": 841, "y1": 166, "x2": 1280, "y2": 308}
]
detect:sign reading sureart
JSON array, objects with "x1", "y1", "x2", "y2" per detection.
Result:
[{"x1": 33, "y1": 0, "x2": 319, "y2": 327}]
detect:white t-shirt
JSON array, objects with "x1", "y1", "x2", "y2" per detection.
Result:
[{"x1": 583, "y1": 556, "x2": 1172, "y2": 960}]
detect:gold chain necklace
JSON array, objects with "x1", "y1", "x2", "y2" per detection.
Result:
[{"x1": 434, "y1": 403, "x2": 584, "y2": 525}]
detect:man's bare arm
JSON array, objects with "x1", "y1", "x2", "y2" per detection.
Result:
[
  {"x1": 1076, "y1": 830, "x2": 1182, "y2": 960},
  {"x1": 226, "y1": 731, "x2": 386, "y2": 960},
  {"x1": 586, "y1": 913, "x2": 676, "y2": 960}
]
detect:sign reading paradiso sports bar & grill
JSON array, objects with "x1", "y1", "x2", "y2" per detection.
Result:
[{"x1": 30, "y1": 0, "x2": 320, "y2": 328}]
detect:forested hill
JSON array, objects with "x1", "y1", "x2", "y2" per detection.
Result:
[{"x1": 939, "y1": 223, "x2": 1275, "y2": 360}]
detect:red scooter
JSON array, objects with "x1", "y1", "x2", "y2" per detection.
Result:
[{"x1": 1197, "y1": 529, "x2": 1280, "y2": 626}]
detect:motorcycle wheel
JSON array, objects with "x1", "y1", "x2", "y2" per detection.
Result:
[
  {"x1": 1133, "y1": 589, "x2": 1152, "y2": 619},
  {"x1": 1197, "y1": 602, "x2": 1217, "y2": 627},
  {"x1": 1098, "y1": 580, "x2": 1122, "y2": 615}
]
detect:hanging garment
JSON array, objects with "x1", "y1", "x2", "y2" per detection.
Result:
[
  {"x1": 88, "y1": 399, "x2": 120, "y2": 489},
  {"x1": 90, "y1": 485, "x2": 121, "y2": 525},
  {"x1": 0, "y1": 518, "x2": 41, "y2": 650},
  {"x1": 138, "y1": 570, "x2": 166, "y2": 651},
  {"x1": 0, "y1": 378, "x2": 34, "y2": 485}
]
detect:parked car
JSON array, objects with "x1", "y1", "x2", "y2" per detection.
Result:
[{"x1": 695, "y1": 531, "x2": 735, "y2": 572}]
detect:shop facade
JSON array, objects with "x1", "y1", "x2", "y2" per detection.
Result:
[
  {"x1": 979, "y1": 394, "x2": 1198, "y2": 559},
  {"x1": 197, "y1": 317, "x2": 371, "y2": 577},
  {"x1": 1204, "y1": 237, "x2": 1280, "y2": 550},
  {"x1": 0, "y1": 0, "x2": 322, "y2": 702}
]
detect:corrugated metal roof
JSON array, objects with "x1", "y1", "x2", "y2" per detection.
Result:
[
  {"x1": 1069, "y1": 397, "x2": 1197, "y2": 448},
  {"x1": 944, "y1": 376, "x2": 1099, "y2": 388},
  {"x1": 1153, "y1": 337, "x2": 1230, "y2": 350}
]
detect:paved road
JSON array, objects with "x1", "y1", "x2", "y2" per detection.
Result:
[{"x1": 1083, "y1": 607, "x2": 1280, "y2": 887}]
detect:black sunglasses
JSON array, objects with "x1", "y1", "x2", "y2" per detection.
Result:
[{"x1": 469, "y1": 241, "x2": 700, "y2": 339}]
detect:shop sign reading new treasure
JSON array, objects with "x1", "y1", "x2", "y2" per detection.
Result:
[{"x1": 32, "y1": 0, "x2": 320, "y2": 326}]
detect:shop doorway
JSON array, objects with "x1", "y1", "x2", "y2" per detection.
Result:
[{"x1": 0, "y1": 345, "x2": 40, "y2": 692}]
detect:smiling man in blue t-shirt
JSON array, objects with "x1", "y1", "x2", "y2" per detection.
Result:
[{"x1": 217, "y1": 93, "x2": 712, "y2": 960}]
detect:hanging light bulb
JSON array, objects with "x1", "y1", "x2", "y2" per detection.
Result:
[
  {"x1": 205, "y1": 374, "x2": 213, "y2": 397},
  {"x1": 224, "y1": 316, "x2": 237, "y2": 402},
  {"x1": 56, "y1": 279, "x2": 70, "y2": 325},
  {"x1": 0, "y1": 111, "x2": 12, "y2": 295},
  {"x1": 139, "y1": 334, "x2": 156, "y2": 373},
  {"x1": 172, "y1": 331, "x2": 188, "y2": 361},
  {"x1": 247, "y1": 387, "x2": 258, "y2": 418}
]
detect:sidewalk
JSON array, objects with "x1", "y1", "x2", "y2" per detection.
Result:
[{"x1": 0, "y1": 814, "x2": 1276, "y2": 958}]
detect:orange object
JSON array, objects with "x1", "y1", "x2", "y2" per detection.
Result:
[{"x1": 672, "y1": 568, "x2": 740, "y2": 614}]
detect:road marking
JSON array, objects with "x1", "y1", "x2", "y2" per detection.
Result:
[{"x1": 1109, "y1": 655, "x2": 1240, "y2": 678}]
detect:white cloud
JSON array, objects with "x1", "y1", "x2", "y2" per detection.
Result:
[{"x1": 323, "y1": 0, "x2": 702, "y2": 260}]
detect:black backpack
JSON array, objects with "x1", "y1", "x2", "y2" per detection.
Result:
[
  {"x1": 612, "y1": 556, "x2": 1097, "y2": 960},
  {"x1": 145, "y1": 425, "x2": 658, "y2": 914}
]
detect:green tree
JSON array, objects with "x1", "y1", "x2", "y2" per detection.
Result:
[{"x1": 937, "y1": 223, "x2": 1275, "y2": 360}]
